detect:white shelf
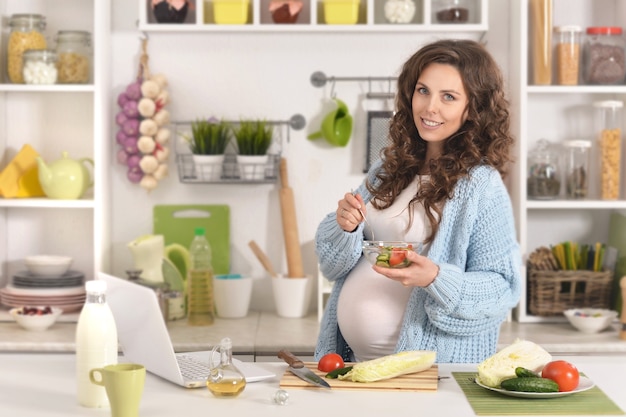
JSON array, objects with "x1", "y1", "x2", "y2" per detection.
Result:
[
  {"x1": 138, "y1": 0, "x2": 488, "y2": 32},
  {"x1": 0, "y1": 0, "x2": 111, "y2": 286},
  {"x1": 511, "y1": 0, "x2": 626, "y2": 323},
  {"x1": 0, "y1": 199, "x2": 95, "y2": 209},
  {"x1": 0, "y1": 84, "x2": 95, "y2": 93}
]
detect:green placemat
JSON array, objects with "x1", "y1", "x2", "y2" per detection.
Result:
[{"x1": 453, "y1": 372, "x2": 624, "y2": 416}]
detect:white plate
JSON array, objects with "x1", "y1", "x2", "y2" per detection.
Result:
[
  {"x1": 1, "y1": 285, "x2": 85, "y2": 296},
  {"x1": 474, "y1": 376, "x2": 595, "y2": 399}
]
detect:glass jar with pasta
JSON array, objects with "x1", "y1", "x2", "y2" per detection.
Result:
[
  {"x1": 593, "y1": 100, "x2": 623, "y2": 200},
  {"x1": 6, "y1": 14, "x2": 47, "y2": 84},
  {"x1": 55, "y1": 30, "x2": 92, "y2": 84}
]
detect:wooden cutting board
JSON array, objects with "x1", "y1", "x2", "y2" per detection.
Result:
[{"x1": 279, "y1": 363, "x2": 438, "y2": 392}]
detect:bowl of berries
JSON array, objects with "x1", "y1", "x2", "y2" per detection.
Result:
[
  {"x1": 563, "y1": 308, "x2": 618, "y2": 334},
  {"x1": 10, "y1": 306, "x2": 63, "y2": 331},
  {"x1": 362, "y1": 241, "x2": 423, "y2": 268}
]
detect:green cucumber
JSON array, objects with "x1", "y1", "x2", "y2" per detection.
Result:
[
  {"x1": 325, "y1": 366, "x2": 353, "y2": 379},
  {"x1": 500, "y1": 377, "x2": 559, "y2": 393},
  {"x1": 515, "y1": 367, "x2": 540, "y2": 378}
]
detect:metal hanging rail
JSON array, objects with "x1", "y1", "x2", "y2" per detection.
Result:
[{"x1": 310, "y1": 71, "x2": 398, "y2": 99}]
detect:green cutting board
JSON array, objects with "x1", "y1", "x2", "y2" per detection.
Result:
[{"x1": 153, "y1": 205, "x2": 230, "y2": 275}]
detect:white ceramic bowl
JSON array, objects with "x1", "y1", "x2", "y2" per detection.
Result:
[
  {"x1": 24, "y1": 255, "x2": 73, "y2": 276},
  {"x1": 362, "y1": 241, "x2": 423, "y2": 269},
  {"x1": 10, "y1": 306, "x2": 63, "y2": 331},
  {"x1": 563, "y1": 308, "x2": 618, "y2": 334}
]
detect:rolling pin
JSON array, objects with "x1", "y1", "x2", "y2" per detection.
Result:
[
  {"x1": 619, "y1": 276, "x2": 626, "y2": 340},
  {"x1": 279, "y1": 158, "x2": 304, "y2": 278}
]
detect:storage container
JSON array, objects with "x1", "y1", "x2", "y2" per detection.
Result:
[
  {"x1": 594, "y1": 100, "x2": 623, "y2": 200},
  {"x1": 213, "y1": 0, "x2": 250, "y2": 24},
  {"x1": 323, "y1": 0, "x2": 360, "y2": 25},
  {"x1": 554, "y1": 25, "x2": 582, "y2": 85},
  {"x1": 384, "y1": 0, "x2": 416, "y2": 24},
  {"x1": 55, "y1": 30, "x2": 92, "y2": 84},
  {"x1": 433, "y1": 0, "x2": 474, "y2": 23},
  {"x1": 529, "y1": 0, "x2": 552, "y2": 85},
  {"x1": 6, "y1": 14, "x2": 47, "y2": 84},
  {"x1": 528, "y1": 269, "x2": 613, "y2": 316},
  {"x1": 22, "y1": 49, "x2": 57, "y2": 85},
  {"x1": 562, "y1": 139, "x2": 591, "y2": 199},
  {"x1": 527, "y1": 139, "x2": 561, "y2": 199},
  {"x1": 583, "y1": 27, "x2": 626, "y2": 85}
]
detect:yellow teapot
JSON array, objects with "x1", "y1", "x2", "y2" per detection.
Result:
[{"x1": 36, "y1": 151, "x2": 94, "y2": 199}]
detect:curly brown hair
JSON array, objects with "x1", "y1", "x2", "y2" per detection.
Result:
[{"x1": 367, "y1": 39, "x2": 514, "y2": 243}]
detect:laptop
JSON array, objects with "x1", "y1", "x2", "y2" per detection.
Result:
[{"x1": 99, "y1": 272, "x2": 275, "y2": 388}]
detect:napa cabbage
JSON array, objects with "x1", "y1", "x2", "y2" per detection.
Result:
[{"x1": 338, "y1": 350, "x2": 436, "y2": 383}]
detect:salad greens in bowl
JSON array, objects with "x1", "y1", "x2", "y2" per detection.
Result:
[{"x1": 362, "y1": 241, "x2": 423, "y2": 268}]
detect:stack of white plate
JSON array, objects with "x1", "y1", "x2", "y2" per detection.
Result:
[{"x1": 0, "y1": 271, "x2": 86, "y2": 312}]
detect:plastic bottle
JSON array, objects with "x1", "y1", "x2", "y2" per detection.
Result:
[
  {"x1": 206, "y1": 337, "x2": 246, "y2": 397},
  {"x1": 187, "y1": 227, "x2": 215, "y2": 326},
  {"x1": 75, "y1": 280, "x2": 118, "y2": 407}
]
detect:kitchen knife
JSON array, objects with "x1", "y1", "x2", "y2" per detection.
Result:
[{"x1": 277, "y1": 349, "x2": 331, "y2": 389}]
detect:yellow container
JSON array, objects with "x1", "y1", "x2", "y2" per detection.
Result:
[
  {"x1": 323, "y1": 0, "x2": 360, "y2": 24},
  {"x1": 213, "y1": 0, "x2": 250, "y2": 24}
]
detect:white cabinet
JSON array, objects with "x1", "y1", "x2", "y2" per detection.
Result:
[
  {"x1": 0, "y1": 1, "x2": 111, "y2": 287},
  {"x1": 138, "y1": 0, "x2": 488, "y2": 32},
  {"x1": 510, "y1": 0, "x2": 626, "y2": 322}
]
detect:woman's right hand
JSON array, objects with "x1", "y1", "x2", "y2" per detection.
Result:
[{"x1": 336, "y1": 192, "x2": 366, "y2": 232}]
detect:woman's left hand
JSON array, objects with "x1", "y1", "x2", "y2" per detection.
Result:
[{"x1": 372, "y1": 250, "x2": 439, "y2": 288}]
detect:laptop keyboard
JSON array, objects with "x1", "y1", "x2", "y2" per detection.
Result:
[{"x1": 177, "y1": 354, "x2": 212, "y2": 380}]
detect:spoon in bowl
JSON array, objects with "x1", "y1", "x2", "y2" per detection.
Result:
[{"x1": 351, "y1": 189, "x2": 375, "y2": 241}]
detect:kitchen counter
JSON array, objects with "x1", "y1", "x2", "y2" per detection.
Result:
[
  {"x1": 1, "y1": 353, "x2": 624, "y2": 417},
  {"x1": 1, "y1": 310, "x2": 625, "y2": 356}
]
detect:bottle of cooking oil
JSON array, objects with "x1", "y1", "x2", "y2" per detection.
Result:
[
  {"x1": 187, "y1": 227, "x2": 215, "y2": 326},
  {"x1": 206, "y1": 337, "x2": 246, "y2": 397}
]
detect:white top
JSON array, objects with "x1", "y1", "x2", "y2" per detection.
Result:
[{"x1": 337, "y1": 177, "x2": 431, "y2": 361}]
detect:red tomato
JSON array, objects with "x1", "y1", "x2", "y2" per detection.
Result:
[
  {"x1": 317, "y1": 353, "x2": 344, "y2": 373},
  {"x1": 541, "y1": 360, "x2": 580, "y2": 392},
  {"x1": 389, "y1": 249, "x2": 407, "y2": 267}
]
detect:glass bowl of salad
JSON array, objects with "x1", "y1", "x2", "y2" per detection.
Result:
[{"x1": 362, "y1": 241, "x2": 423, "y2": 268}]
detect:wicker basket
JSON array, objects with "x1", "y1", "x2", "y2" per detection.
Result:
[{"x1": 528, "y1": 269, "x2": 613, "y2": 316}]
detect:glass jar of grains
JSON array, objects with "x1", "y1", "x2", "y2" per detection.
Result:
[
  {"x1": 594, "y1": 100, "x2": 623, "y2": 200},
  {"x1": 527, "y1": 139, "x2": 561, "y2": 199},
  {"x1": 583, "y1": 27, "x2": 626, "y2": 85},
  {"x1": 55, "y1": 30, "x2": 92, "y2": 84},
  {"x1": 6, "y1": 14, "x2": 47, "y2": 84},
  {"x1": 554, "y1": 25, "x2": 582, "y2": 85}
]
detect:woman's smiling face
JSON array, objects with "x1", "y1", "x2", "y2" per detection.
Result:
[{"x1": 412, "y1": 63, "x2": 469, "y2": 153}]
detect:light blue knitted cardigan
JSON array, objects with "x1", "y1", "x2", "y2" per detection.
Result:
[{"x1": 314, "y1": 160, "x2": 522, "y2": 363}]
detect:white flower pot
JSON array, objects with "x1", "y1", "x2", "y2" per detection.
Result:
[
  {"x1": 271, "y1": 274, "x2": 313, "y2": 318},
  {"x1": 213, "y1": 275, "x2": 253, "y2": 319},
  {"x1": 192, "y1": 154, "x2": 225, "y2": 181},
  {"x1": 236, "y1": 154, "x2": 269, "y2": 180}
]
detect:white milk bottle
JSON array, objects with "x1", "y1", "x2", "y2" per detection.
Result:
[{"x1": 75, "y1": 280, "x2": 118, "y2": 407}]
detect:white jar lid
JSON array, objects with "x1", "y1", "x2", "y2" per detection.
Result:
[
  {"x1": 592, "y1": 100, "x2": 624, "y2": 108},
  {"x1": 554, "y1": 25, "x2": 582, "y2": 33},
  {"x1": 563, "y1": 140, "x2": 592, "y2": 148}
]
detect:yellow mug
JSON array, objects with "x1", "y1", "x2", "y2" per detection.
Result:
[{"x1": 90, "y1": 364, "x2": 146, "y2": 417}]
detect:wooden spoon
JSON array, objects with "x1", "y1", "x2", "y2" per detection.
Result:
[{"x1": 248, "y1": 240, "x2": 278, "y2": 278}]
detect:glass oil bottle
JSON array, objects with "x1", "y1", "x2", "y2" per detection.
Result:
[{"x1": 206, "y1": 337, "x2": 246, "y2": 397}]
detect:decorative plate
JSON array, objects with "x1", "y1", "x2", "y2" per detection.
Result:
[{"x1": 474, "y1": 376, "x2": 595, "y2": 399}]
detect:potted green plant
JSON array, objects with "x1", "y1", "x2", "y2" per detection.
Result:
[
  {"x1": 233, "y1": 119, "x2": 274, "y2": 180},
  {"x1": 187, "y1": 118, "x2": 231, "y2": 180}
]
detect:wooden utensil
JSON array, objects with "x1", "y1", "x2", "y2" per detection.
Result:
[
  {"x1": 619, "y1": 276, "x2": 626, "y2": 340},
  {"x1": 279, "y1": 158, "x2": 304, "y2": 278},
  {"x1": 248, "y1": 240, "x2": 278, "y2": 278}
]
